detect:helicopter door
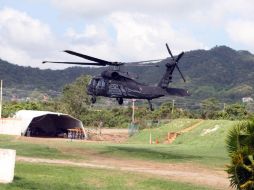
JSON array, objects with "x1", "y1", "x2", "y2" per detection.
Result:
[
  {"x1": 95, "y1": 79, "x2": 107, "y2": 95},
  {"x1": 88, "y1": 78, "x2": 99, "y2": 95}
]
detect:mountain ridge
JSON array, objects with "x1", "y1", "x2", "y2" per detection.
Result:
[{"x1": 1, "y1": 45, "x2": 254, "y2": 102}]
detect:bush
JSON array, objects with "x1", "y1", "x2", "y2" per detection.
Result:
[{"x1": 226, "y1": 119, "x2": 254, "y2": 189}]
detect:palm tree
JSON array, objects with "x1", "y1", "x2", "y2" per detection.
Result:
[{"x1": 226, "y1": 119, "x2": 254, "y2": 190}]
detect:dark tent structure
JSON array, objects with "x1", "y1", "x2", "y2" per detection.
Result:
[{"x1": 14, "y1": 110, "x2": 84, "y2": 137}]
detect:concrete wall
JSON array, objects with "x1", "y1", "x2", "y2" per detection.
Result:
[
  {"x1": 0, "y1": 149, "x2": 16, "y2": 183},
  {"x1": 0, "y1": 119, "x2": 22, "y2": 136}
]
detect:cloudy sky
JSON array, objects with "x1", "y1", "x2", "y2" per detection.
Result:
[{"x1": 0, "y1": 0, "x2": 254, "y2": 69}]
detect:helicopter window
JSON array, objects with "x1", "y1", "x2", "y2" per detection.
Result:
[
  {"x1": 101, "y1": 80, "x2": 105, "y2": 87},
  {"x1": 96, "y1": 80, "x2": 102, "y2": 88},
  {"x1": 97, "y1": 80, "x2": 101, "y2": 88},
  {"x1": 91, "y1": 79, "x2": 98, "y2": 87},
  {"x1": 96, "y1": 79, "x2": 105, "y2": 89}
]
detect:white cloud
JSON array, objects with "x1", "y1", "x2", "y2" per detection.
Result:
[
  {"x1": 108, "y1": 12, "x2": 204, "y2": 60},
  {"x1": 52, "y1": 0, "x2": 254, "y2": 24},
  {"x1": 226, "y1": 19, "x2": 254, "y2": 45},
  {"x1": 51, "y1": 0, "x2": 254, "y2": 52},
  {"x1": 3, "y1": 0, "x2": 254, "y2": 69},
  {"x1": 62, "y1": 12, "x2": 204, "y2": 63},
  {"x1": 185, "y1": 0, "x2": 254, "y2": 27},
  {"x1": 51, "y1": 0, "x2": 211, "y2": 20},
  {"x1": 65, "y1": 24, "x2": 112, "y2": 46},
  {"x1": 0, "y1": 7, "x2": 58, "y2": 68}
]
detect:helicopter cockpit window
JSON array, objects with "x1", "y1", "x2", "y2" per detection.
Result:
[
  {"x1": 96, "y1": 79, "x2": 106, "y2": 89},
  {"x1": 101, "y1": 80, "x2": 105, "y2": 87},
  {"x1": 90, "y1": 79, "x2": 98, "y2": 88}
]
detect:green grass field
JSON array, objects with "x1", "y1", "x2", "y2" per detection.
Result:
[
  {"x1": 85, "y1": 119, "x2": 237, "y2": 167},
  {"x1": 170, "y1": 120, "x2": 238, "y2": 167},
  {"x1": 0, "y1": 119, "x2": 239, "y2": 189},
  {"x1": 0, "y1": 119, "x2": 238, "y2": 167},
  {"x1": 0, "y1": 162, "x2": 214, "y2": 190},
  {"x1": 128, "y1": 119, "x2": 199, "y2": 144}
]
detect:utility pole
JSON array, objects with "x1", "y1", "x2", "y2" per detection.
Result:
[
  {"x1": 0, "y1": 80, "x2": 2, "y2": 118},
  {"x1": 171, "y1": 99, "x2": 175, "y2": 114},
  {"x1": 132, "y1": 99, "x2": 136, "y2": 123}
]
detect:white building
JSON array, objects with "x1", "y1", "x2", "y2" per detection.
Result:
[{"x1": 242, "y1": 97, "x2": 253, "y2": 103}]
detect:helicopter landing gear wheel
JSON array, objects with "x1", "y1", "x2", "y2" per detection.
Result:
[
  {"x1": 147, "y1": 100, "x2": 154, "y2": 111},
  {"x1": 117, "y1": 97, "x2": 123, "y2": 105},
  {"x1": 91, "y1": 96, "x2": 96, "y2": 104}
]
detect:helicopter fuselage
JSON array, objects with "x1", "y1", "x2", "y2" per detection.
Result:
[{"x1": 87, "y1": 76, "x2": 165, "y2": 100}]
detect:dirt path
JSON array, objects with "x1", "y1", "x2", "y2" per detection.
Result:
[
  {"x1": 179, "y1": 119, "x2": 204, "y2": 133},
  {"x1": 166, "y1": 120, "x2": 205, "y2": 144},
  {"x1": 16, "y1": 156, "x2": 231, "y2": 190}
]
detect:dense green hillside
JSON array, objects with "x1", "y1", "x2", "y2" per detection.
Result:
[
  {"x1": 180, "y1": 46, "x2": 254, "y2": 101},
  {"x1": 126, "y1": 46, "x2": 254, "y2": 102},
  {"x1": 0, "y1": 59, "x2": 101, "y2": 90},
  {"x1": 1, "y1": 46, "x2": 254, "y2": 102}
]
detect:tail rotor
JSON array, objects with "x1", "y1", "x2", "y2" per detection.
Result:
[{"x1": 166, "y1": 43, "x2": 185, "y2": 82}]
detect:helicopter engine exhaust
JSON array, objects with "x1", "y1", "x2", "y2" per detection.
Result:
[{"x1": 101, "y1": 70, "x2": 119, "y2": 79}]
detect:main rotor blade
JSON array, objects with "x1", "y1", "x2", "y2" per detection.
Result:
[
  {"x1": 175, "y1": 64, "x2": 186, "y2": 82},
  {"x1": 64, "y1": 50, "x2": 110, "y2": 65},
  {"x1": 166, "y1": 43, "x2": 174, "y2": 60},
  {"x1": 126, "y1": 58, "x2": 164, "y2": 64},
  {"x1": 42, "y1": 61, "x2": 105, "y2": 66},
  {"x1": 176, "y1": 52, "x2": 184, "y2": 62},
  {"x1": 175, "y1": 52, "x2": 185, "y2": 82},
  {"x1": 126, "y1": 64, "x2": 160, "y2": 67}
]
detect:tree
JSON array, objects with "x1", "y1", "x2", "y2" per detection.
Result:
[
  {"x1": 200, "y1": 98, "x2": 221, "y2": 119},
  {"x1": 226, "y1": 119, "x2": 254, "y2": 189},
  {"x1": 61, "y1": 75, "x2": 91, "y2": 118},
  {"x1": 2, "y1": 101, "x2": 43, "y2": 117},
  {"x1": 225, "y1": 103, "x2": 248, "y2": 120},
  {"x1": 217, "y1": 103, "x2": 249, "y2": 120}
]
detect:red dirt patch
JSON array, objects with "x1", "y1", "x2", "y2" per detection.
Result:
[{"x1": 164, "y1": 120, "x2": 204, "y2": 144}]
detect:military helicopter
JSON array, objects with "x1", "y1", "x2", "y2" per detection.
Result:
[{"x1": 43, "y1": 43, "x2": 189, "y2": 110}]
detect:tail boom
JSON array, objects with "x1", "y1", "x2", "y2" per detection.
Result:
[{"x1": 165, "y1": 87, "x2": 190, "y2": 97}]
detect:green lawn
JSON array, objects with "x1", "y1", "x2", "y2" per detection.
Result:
[
  {"x1": 0, "y1": 162, "x2": 214, "y2": 190},
  {"x1": 0, "y1": 135, "x2": 78, "y2": 160},
  {"x1": 101, "y1": 119, "x2": 238, "y2": 167},
  {"x1": 170, "y1": 120, "x2": 238, "y2": 167},
  {"x1": 128, "y1": 119, "x2": 199, "y2": 144},
  {"x1": 0, "y1": 119, "x2": 239, "y2": 168},
  {"x1": 0, "y1": 119, "x2": 237, "y2": 189}
]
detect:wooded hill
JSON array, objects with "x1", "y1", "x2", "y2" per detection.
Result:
[{"x1": 1, "y1": 46, "x2": 254, "y2": 102}]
